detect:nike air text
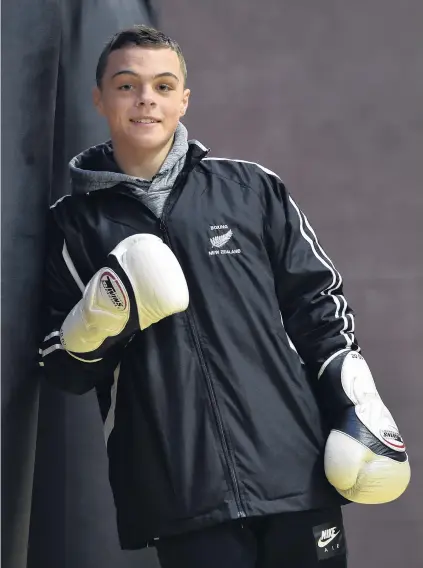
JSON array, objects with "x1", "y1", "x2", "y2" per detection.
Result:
[{"x1": 318, "y1": 527, "x2": 340, "y2": 548}]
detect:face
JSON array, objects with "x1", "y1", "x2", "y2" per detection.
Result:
[{"x1": 93, "y1": 46, "x2": 190, "y2": 152}]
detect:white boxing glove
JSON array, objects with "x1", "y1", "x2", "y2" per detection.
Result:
[
  {"x1": 319, "y1": 351, "x2": 410, "y2": 504},
  {"x1": 60, "y1": 234, "x2": 189, "y2": 360}
]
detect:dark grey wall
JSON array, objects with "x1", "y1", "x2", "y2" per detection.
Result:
[{"x1": 160, "y1": 1, "x2": 423, "y2": 566}]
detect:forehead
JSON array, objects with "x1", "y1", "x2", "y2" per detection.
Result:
[{"x1": 106, "y1": 46, "x2": 182, "y2": 78}]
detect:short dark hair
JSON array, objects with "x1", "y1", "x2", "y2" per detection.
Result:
[{"x1": 96, "y1": 25, "x2": 187, "y2": 88}]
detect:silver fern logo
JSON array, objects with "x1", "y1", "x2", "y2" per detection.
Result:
[
  {"x1": 209, "y1": 225, "x2": 241, "y2": 256},
  {"x1": 210, "y1": 229, "x2": 233, "y2": 248}
]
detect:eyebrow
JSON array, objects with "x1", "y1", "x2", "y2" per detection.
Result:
[{"x1": 111, "y1": 70, "x2": 179, "y2": 82}]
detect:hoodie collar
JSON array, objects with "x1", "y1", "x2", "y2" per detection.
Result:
[{"x1": 68, "y1": 122, "x2": 207, "y2": 195}]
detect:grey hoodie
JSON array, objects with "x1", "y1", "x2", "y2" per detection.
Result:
[{"x1": 68, "y1": 121, "x2": 190, "y2": 217}]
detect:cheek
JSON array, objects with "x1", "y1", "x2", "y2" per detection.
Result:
[
  {"x1": 104, "y1": 96, "x2": 131, "y2": 121},
  {"x1": 162, "y1": 101, "x2": 184, "y2": 123}
]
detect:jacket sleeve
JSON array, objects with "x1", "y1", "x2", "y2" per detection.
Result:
[
  {"x1": 38, "y1": 209, "x2": 122, "y2": 394},
  {"x1": 263, "y1": 171, "x2": 360, "y2": 378}
]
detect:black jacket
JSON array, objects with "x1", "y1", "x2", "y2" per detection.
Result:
[{"x1": 40, "y1": 140, "x2": 358, "y2": 549}]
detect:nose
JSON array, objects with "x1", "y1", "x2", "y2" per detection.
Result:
[{"x1": 135, "y1": 85, "x2": 156, "y2": 107}]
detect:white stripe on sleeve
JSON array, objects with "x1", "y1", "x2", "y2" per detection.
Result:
[
  {"x1": 288, "y1": 196, "x2": 355, "y2": 349},
  {"x1": 62, "y1": 241, "x2": 85, "y2": 293}
]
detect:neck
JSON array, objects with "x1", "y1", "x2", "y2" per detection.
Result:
[{"x1": 113, "y1": 135, "x2": 174, "y2": 180}]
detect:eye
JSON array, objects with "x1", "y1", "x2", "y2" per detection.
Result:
[
  {"x1": 157, "y1": 83, "x2": 173, "y2": 92},
  {"x1": 118, "y1": 84, "x2": 134, "y2": 91}
]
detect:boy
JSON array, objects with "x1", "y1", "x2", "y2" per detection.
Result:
[{"x1": 39, "y1": 25, "x2": 410, "y2": 568}]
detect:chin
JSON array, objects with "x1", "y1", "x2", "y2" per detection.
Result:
[
  {"x1": 132, "y1": 139, "x2": 167, "y2": 152},
  {"x1": 131, "y1": 132, "x2": 173, "y2": 150}
]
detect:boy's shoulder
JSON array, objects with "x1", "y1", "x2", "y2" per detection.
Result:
[
  {"x1": 198, "y1": 155, "x2": 285, "y2": 194},
  {"x1": 49, "y1": 192, "x2": 91, "y2": 214},
  {"x1": 200, "y1": 155, "x2": 283, "y2": 185}
]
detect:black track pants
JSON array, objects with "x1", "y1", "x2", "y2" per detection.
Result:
[{"x1": 156, "y1": 507, "x2": 348, "y2": 568}]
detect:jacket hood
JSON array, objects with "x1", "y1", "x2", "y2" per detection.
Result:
[{"x1": 69, "y1": 121, "x2": 191, "y2": 195}]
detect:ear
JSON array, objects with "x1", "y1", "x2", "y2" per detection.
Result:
[
  {"x1": 180, "y1": 88, "x2": 191, "y2": 117},
  {"x1": 92, "y1": 86, "x2": 105, "y2": 116}
]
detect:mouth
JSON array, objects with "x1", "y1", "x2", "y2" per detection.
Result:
[{"x1": 130, "y1": 118, "x2": 161, "y2": 125}]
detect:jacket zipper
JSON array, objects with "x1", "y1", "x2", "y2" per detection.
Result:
[{"x1": 159, "y1": 175, "x2": 246, "y2": 519}]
